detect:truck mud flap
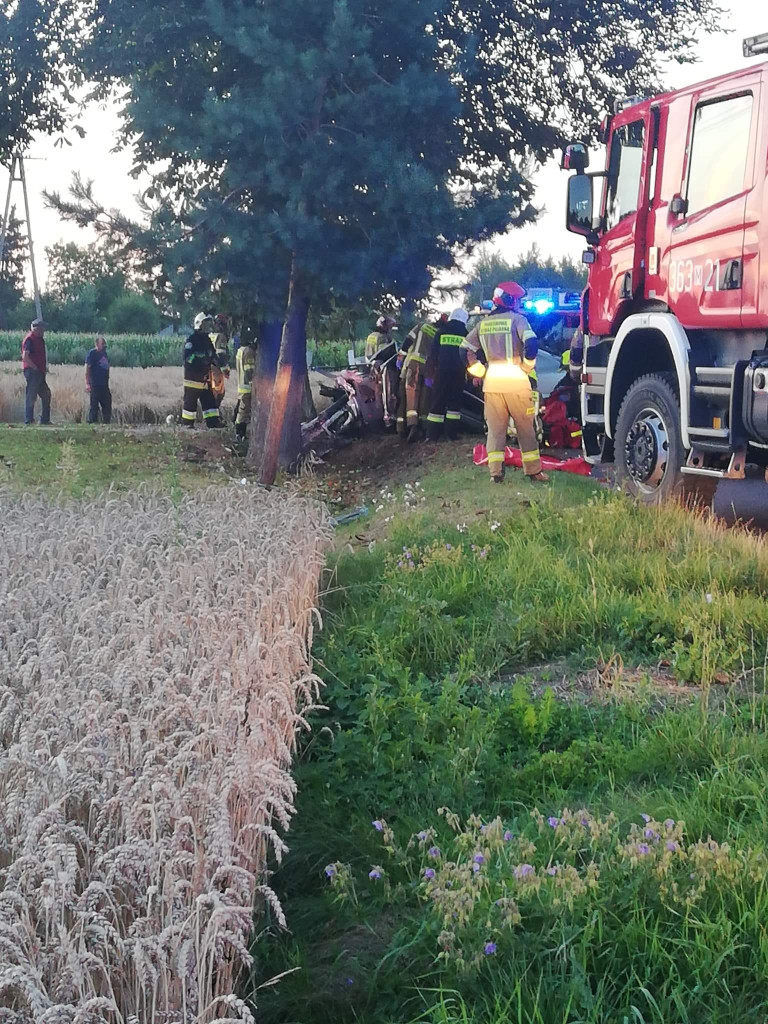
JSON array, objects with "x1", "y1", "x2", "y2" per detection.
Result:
[{"x1": 712, "y1": 478, "x2": 768, "y2": 529}]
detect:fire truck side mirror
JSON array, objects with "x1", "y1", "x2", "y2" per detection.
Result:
[
  {"x1": 670, "y1": 194, "x2": 688, "y2": 217},
  {"x1": 561, "y1": 144, "x2": 590, "y2": 172},
  {"x1": 566, "y1": 174, "x2": 595, "y2": 237}
]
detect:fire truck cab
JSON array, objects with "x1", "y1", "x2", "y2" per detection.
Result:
[{"x1": 565, "y1": 41, "x2": 768, "y2": 507}]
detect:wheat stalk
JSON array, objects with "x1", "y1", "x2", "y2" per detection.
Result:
[{"x1": 0, "y1": 483, "x2": 330, "y2": 1022}]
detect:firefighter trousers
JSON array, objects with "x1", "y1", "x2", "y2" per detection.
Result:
[
  {"x1": 397, "y1": 365, "x2": 432, "y2": 437},
  {"x1": 485, "y1": 385, "x2": 542, "y2": 479},
  {"x1": 427, "y1": 357, "x2": 464, "y2": 440},
  {"x1": 182, "y1": 383, "x2": 221, "y2": 428}
]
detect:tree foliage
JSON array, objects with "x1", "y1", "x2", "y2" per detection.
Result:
[{"x1": 0, "y1": 0, "x2": 85, "y2": 161}]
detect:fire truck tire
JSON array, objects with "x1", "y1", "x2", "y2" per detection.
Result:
[{"x1": 614, "y1": 372, "x2": 684, "y2": 505}]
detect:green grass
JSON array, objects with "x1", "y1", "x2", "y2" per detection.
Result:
[
  {"x1": 247, "y1": 462, "x2": 768, "y2": 1024},
  {"x1": 0, "y1": 424, "x2": 216, "y2": 496}
]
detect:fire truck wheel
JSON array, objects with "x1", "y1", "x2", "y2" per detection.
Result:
[{"x1": 614, "y1": 372, "x2": 684, "y2": 505}]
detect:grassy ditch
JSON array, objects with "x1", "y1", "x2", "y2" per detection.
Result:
[{"x1": 252, "y1": 475, "x2": 768, "y2": 1024}]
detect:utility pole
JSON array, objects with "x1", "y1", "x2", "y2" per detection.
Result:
[{"x1": 0, "y1": 154, "x2": 43, "y2": 320}]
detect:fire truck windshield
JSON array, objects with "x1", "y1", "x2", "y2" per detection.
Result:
[{"x1": 605, "y1": 121, "x2": 645, "y2": 231}]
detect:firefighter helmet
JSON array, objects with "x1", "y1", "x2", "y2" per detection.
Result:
[{"x1": 492, "y1": 282, "x2": 527, "y2": 310}]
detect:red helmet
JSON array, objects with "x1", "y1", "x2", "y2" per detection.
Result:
[{"x1": 493, "y1": 281, "x2": 527, "y2": 309}]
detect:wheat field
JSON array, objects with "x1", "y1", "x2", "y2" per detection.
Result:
[
  {"x1": 0, "y1": 363, "x2": 210, "y2": 426},
  {"x1": 0, "y1": 483, "x2": 330, "y2": 1022}
]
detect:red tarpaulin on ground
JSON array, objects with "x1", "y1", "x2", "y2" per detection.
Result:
[{"x1": 473, "y1": 444, "x2": 593, "y2": 476}]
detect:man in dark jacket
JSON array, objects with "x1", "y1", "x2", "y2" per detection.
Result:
[
  {"x1": 182, "y1": 313, "x2": 223, "y2": 428},
  {"x1": 426, "y1": 308, "x2": 469, "y2": 441},
  {"x1": 85, "y1": 336, "x2": 112, "y2": 424},
  {"x1": 21, "y1": 318, "x2": 51, "y2": 425}
]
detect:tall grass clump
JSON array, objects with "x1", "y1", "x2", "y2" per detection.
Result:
[{"x1": 0, "y1": 483, "x2": 330, "y2": 1022}]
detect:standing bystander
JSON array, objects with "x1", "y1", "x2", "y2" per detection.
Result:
[
  {"x1": 22, "y1": 318, "x2": 52, "y2": 426},
  {"x1": 85, "y1": 336, "x2": 112, "y2": 424}
]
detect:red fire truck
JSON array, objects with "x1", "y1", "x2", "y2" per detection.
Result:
[{"x1": 564, "y1": 34, "x2": 768, "y2": 517}]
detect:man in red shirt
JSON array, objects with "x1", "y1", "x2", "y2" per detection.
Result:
[{"x1": 21, "y1": 318, "x2": 52, "y2": 425}]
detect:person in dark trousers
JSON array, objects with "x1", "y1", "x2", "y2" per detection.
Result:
[
  {"x1": 85, "y1": 336, "x2": 112, "y2": 423},
  {"x1": 22, "y1": 317, "x2": 52, "y2": 425},
  {"x1": 182, "y1": 312, "x2": 224, "y2": 428},
  {"x1": 426, "y1": 308, "x2": 470, "y2": 440}
]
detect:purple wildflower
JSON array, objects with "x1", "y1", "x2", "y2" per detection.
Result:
[
  {"x1": 664, "y1": 819, "x2": 676, "y2": 831},
  {"x1": 641, "y1": 814, "x2": 651, "y2": 823},
  {"x1": 372, "y1": 820, "x2": 384, "y2": 832},
  {"x1": 445, "y1": 544, "x2": 452, "y2": 551},
  {"x1": 503, "y1": 831, "x2": 513, "y2": 842},
  {"x1": 424, "y1": 868, "x2": 436, "y2": 880},
  {"x1": 325, "y1": 864, "x2": 336, "y2": 878},
  {"x1": 666, "y1": 840, "x2": 680, "y2": 853},
  {"x1": 480, "y1": 824, "x2": 487, "y2": 834},
  {"x1": 345, "y1": 977, "x2": 355, "y2": 987},
  {"x1": 637, "y1": 843, "x2": 651, "y2": 856},
  {"x1": 368, "y1": 869, "x2": 382, "y2": 880},
  {"x1": 417, "y1": 831, "x2": 428, "y2": 841},
  {"x1": 473, "y1": 852, "x2": 485, "y2": 865},
  {"x1": 580, "y1": 817, "x2": 590, "y2": 828},
  {"x1": 546, "y1": 866, "x2": 559, "y2": 876},
  {"x1": 644, "y1": 828, "x2": 660, "y2": 842},
  {"x1": 484, "y1": 942, "x2": 497, "y2": 956},
  {"x1": 429, "y1": 846, "x2": 441, "y2": 859},
  {"x1": 514, "y1": 864, "x2": 535, "y2": 880},
  {"x1": 472, "y1": 862, "x2": 481, "y2": 874},
  {"x1": 548, "y1": 817, "x2": 560, "y2": 829}
]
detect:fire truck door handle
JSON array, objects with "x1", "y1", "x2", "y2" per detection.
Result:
[
  {"x1": 723, "y1": 258, "x2": 742, "y2": 290},
  {"x1": 620, "y1": 272, "x2": 632, "y2": 299}
]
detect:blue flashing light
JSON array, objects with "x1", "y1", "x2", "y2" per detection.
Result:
[{"x1": 531, "y1": 299, "x2": 555, "y2": 315}]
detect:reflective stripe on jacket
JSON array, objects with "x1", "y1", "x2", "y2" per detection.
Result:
[
  {"x1": 401, "y1": 322, "x2": 438, "y2": 376},
  {"x1": 462, "y1": 312, "x2": 538, "y2": 393}
]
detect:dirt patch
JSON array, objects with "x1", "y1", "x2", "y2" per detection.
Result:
[
  {"x1": 177, "y1": 430, "x2": 239, "y2": 464},
  {"x1": 498, "y1": 656, "x2": 698, "y2": 711}
]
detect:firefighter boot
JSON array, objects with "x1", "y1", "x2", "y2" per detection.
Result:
[{"x1": 235, "y1": 422, "x2": 247, "y2": 440}]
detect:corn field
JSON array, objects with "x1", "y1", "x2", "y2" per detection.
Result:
[
  {"x1": 0, "y1": 484, "x2": 330, "y2": 1022},
  {"x1": 0, "y1": 332, "x2": 184, "y2": 369},
  {"x1": 0, "y1": 333, "x2": 362, "y2": 370}
]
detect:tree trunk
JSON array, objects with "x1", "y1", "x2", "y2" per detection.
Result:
[
  {"x1": 247, "y1": 320, "x2": 283, "y2": 460},
  {"x1": 257, "y1": 258, "x2": 310, "y2": 486}
]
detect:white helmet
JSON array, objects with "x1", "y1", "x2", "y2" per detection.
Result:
[
  {"x1": 194, "y1": 312, "x2": 214, "y2": 330},
  {"x1": 450, "y1": 308, "x2": 469, "y2": 325}
]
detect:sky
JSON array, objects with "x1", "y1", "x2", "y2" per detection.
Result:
[{"x1": 9, "y1": 0, "x2": 768, "y2": 291}]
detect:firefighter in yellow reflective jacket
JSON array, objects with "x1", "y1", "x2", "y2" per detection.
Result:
[
  {"x1": 235, "y1": 338, "x2": 256, "y2": 439},
  {"x1": 462, "y1": 282, "x2": 548, "y2": 484},
  {"x1": 209, "y1": 313, "x2": 231, "y2": 407},
  {"x1": 396, "y1": 315, "x2": 444, "y2": 441},
  {"x1": 365, "y1": 315, "x2": 397, "y2": 360}
]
